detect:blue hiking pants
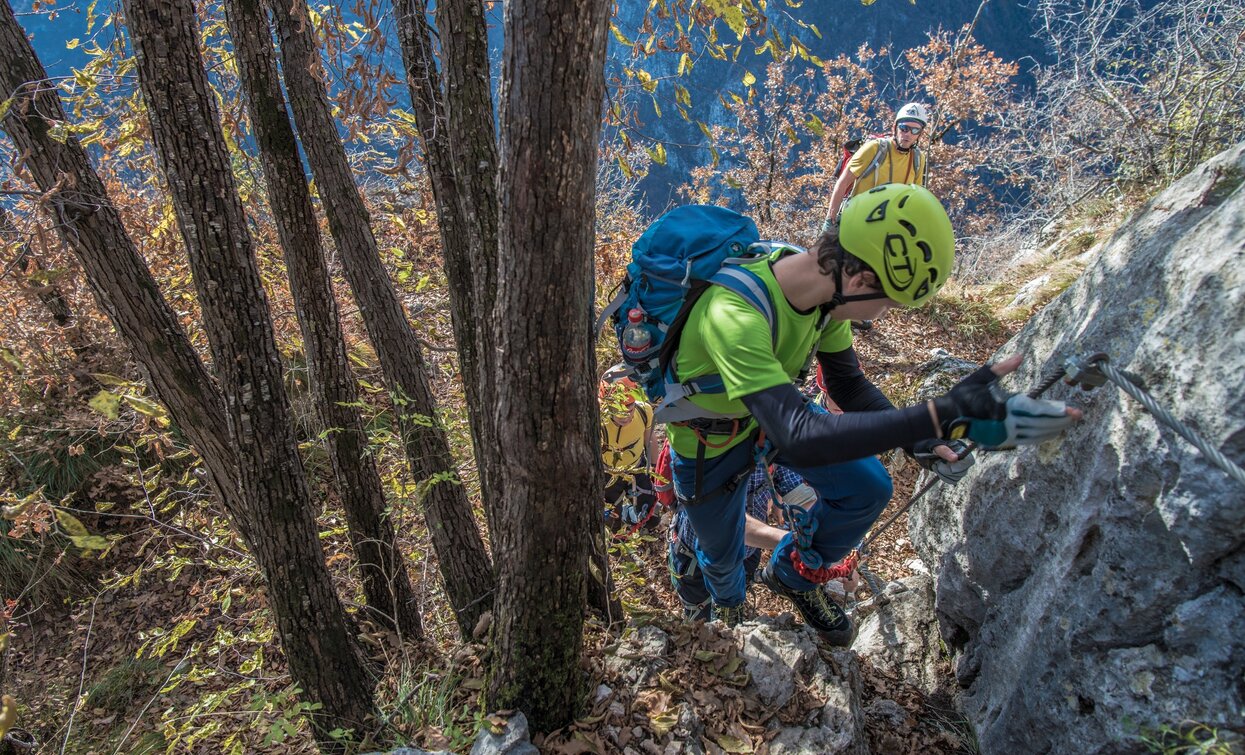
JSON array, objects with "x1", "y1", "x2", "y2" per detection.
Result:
[{"x1": 670, "y1": 437, "x2": 892, "y2": 607}]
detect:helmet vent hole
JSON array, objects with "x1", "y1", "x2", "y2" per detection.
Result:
[
  {"x1": 866, "y1": 200, "x2": 889, "y2": 222},
  {"x1": 900, "y1": 220, "x2": 917, "y2": 236},
  {"x1": 917, "y1": 241, "x2": 933, "y2": 262},
  {"x1": 897, "y1": 195, "x2": 909, "y2": 208}
]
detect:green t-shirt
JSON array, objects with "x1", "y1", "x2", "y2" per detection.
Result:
[{"x1": 668, "y1": 249, "x2": 852, "y2": 459}]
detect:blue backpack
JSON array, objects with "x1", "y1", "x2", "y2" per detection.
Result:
[{"x1": 596, "y1": 205, "x2": 786, "y2": 423}]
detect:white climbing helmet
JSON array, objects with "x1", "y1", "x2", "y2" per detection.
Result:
[{"x1": 895, "y1": 102, "x2": 930, "y2": 128}]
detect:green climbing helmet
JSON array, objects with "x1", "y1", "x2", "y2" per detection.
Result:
[{"x1": 839, "y1": 184, "x2": 954, "y2": 307}]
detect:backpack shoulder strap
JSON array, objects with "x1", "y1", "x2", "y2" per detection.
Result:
[
  {"x1": 706, "y1": 264, "x2": 778, "y2": 348},
  {"x1": 856, "y1": 138, "x2": 891, "y2": 185},
  {"x1": 635, "y1": 401, "x2": 653, "y2": 429},
  {"x1": 912, "y1": 145, "x2": 923, "y2": 182}
]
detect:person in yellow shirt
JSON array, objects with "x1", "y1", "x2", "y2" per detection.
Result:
[
  {"x1": 600, "y1": 378, "x2": 660, "y2": 530},
  {"x1": 825, "y1": 102, "x2": 930, "y2": 225}
]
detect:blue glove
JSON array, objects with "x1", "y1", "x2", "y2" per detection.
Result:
[
  {"x1": 912, "y1": 438, "x2": 975, "y2": 484},
  {"x1": 934, "y1": 366, "x2": 1075, "y2": 450}
]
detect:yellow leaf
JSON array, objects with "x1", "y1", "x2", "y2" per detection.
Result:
[
  {"x1": 647, "y1": 142, "x2": 667, "y2": 166},
  {"x1": 123, "y1": 394, "x2": 168, "y2": 423},
  {"x1": 610, "y1": 23, "x2": 634, "y2": 47},
  {"x1": 55, "y1": 508, "x2": 90, "y2": 538},
  {"x1": 742, "y1": 69, "x2": 756, "y2": 87},
  {"x1": 650, "y1": 710, "x2": 678, "y2": 736},
  {"x1": 66, "y1": 37, "x2": 80, "y2": 49},
  {"x1": 90, "y1": 373, "x2": 133, "y2": 387},
  {"x1": 0, "y1": 695, "x2": 16, "y2": 741},
  {"x1": 715, "y1": 734, "x2": 753, "y2": 753},
  {"x1": 69, "y1": 534, "x2": 110, "y2": 551},
  {"x1": 703, "y1": 0, "x2": 747, "y2": 39},
  {"x1": 88, "y1": 389, "x2": 121, "y2": 419},
  {"x1": 73, "y1": 68, "x2": 97, "y2": 89},
  {"x1": 677, "y1": 53, "x2": 691, "y2": 77},
  {"x1": 637, "y1": 69, "x2": 657, "y2": 93}
]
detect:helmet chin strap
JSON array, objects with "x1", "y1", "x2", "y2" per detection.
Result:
[{"x1": 833, "y1": 244, "x2": 890, "y2": 307}]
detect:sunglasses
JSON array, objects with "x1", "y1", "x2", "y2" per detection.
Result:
[{"x1": 896, "y1": 124, "x2": 923, "y2": 135}]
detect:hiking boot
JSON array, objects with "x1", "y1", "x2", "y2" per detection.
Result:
[
  {"x1": 683, "y1": 600, "x2": 712, "y2": 622},
  {"x1": 851, "y1": 319, "x2": 874, "y2": 332},
  {"x1": 760, "y1": 563, "x2": 855, "y2": 646},
  {"x1": 710, "y1": 602, "x2": 747, "y2": 628}
]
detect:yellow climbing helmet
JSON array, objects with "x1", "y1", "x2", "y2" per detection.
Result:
[{"x1": 839, "y1": 184, "x2": 954, "y2": 307}]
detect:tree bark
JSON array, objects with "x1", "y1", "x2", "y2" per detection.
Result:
[
  {"x1": 487, "y1": 0, "x2": 610, "y2": 730},
  {"x1": 223, "y1": 0, "x2": 423, "y2": 639},
  {"x1": 392, "y1": 0, "x2": 502, "y2": 536},
  {"x1": 267, "y1": 0, "x2": 495, "y2": 638},
  {"x1": 119, "y1": 0, "x2": 376, "y2": 742}
]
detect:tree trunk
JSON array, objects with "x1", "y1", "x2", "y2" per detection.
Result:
[
  {"x1": 223, "y1": 0, "x2": 423, "y2": 640},
  {"x1": 486, "y1": 0, "x2": 610, "y2": 730},
  {"x1": 392, "y1": 0, "x2": 503, "y2": 537},
  {"x1": 267, "y1": 0, "x2": 495, "y2": 638},
  {"x1": 2, "y1": 0, "x2": 379, "y2": 744},
  {"x1": 0, "y1": 0, "x2": 238, "y2": 509},
  {"x1": 119, "y1": 0, "x2": 377, "y2": 742}
]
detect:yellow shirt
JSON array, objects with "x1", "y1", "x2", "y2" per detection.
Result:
[
  {"x1": 846, "y1": 139, "x2": 925, "y2": 196},
  {"x1": 602, "y1": 402, "x2": 653, "y2": 473}
]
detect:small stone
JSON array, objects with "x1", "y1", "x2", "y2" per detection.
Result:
[{"x1": 594, "y1": 684, "x2": 613, "y2": 704}]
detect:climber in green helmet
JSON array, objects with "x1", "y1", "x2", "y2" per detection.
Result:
[{"x1": 665, "y1": 183, "x2": 1081, "y2": 643}]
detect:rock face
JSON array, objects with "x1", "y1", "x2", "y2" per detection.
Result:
[
  {"x1": 852, "y1": 575, "x2": 947, "y2": 697},
  {"x1": 910, "y1": 143, "x2": 1245, "y2": 753}
]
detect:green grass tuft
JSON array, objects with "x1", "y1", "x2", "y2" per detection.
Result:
[{"x1": 85, "y1": 656, "x2": 164, "y2": 715}]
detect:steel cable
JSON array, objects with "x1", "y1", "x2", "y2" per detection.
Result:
[{"x1": 1093, "y1": 358, "x2": 1245, "y2": 486}]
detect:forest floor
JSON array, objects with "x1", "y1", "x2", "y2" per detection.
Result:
[{"x1": 6, "y1": 295, "x2": 1019, "y2": 754}]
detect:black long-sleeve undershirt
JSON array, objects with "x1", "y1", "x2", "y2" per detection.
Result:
[
  {"x1": 741, "y1": 382, "x2": 937, "y2": 466},
  {"x1": 816, "y1": 347, "x2": 894, "y2": 413},
  {"x1": 739, "y1": 346, "x2": 938, "y2": 466}
]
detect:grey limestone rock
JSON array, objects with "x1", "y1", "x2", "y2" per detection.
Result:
[
  {"x1": 738, "y1": 620, "x2": 820, "y2": 708},
  {"x1": 470, "y1": 711, "x2": 538, "y2": 755},
  {"x1": 765, "y1": 646, "x2": 866, "y2": 755},
  {"x1": 605, "y1": 624, "x2": 671, "y2": 687},
  {"x1": 852, "y1": 575, "x2": 947, "y2": 696},
  {"x1": 910, "y1": 142, "x2": 1245, "y2": 754}
]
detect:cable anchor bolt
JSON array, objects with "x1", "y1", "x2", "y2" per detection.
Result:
[{"x1": 1063, "y1": 351, "x2": 1109, "y2": 391}]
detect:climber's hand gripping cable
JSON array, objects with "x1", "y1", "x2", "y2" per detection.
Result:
[
  {"x1": 912, "y1": 437, "x2": 974, "y2": 484},
  {"x1": 932, "y1": 356, "x2": 1082, "y2": 449}
]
